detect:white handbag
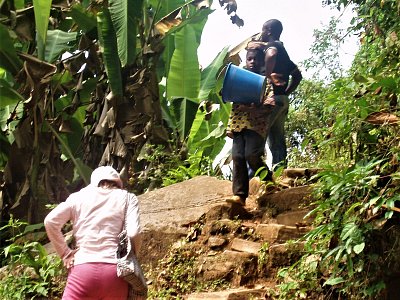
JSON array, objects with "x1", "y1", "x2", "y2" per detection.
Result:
[{"x1": 116, "y1": 193, "x2": 148, "y2": 299}]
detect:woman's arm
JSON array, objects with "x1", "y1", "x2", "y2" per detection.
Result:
[
  {"x1": 44, "y1": 200, "x2": 76, "y2": 266},
  {"x1": 126, "y1": 193, "x2": 142, "y2": 255}
]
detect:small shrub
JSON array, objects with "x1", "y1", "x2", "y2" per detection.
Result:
[{"x1": 0, "y1": 216, "x2": 66, "y2": 299}]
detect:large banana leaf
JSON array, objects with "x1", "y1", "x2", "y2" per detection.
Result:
[
  {"x1": 188, "y1": 104, "x2": 207, "y2": 146},
  {"x1": 187, "y1": 48, "x2": 230, "y2": 143},
  {"x1": 200, "y1": 122, "x2": 226, "y2": 159},
  {"x1": 69, "y1": 4, "x2": 97, "y2": 33},
  {"x1": 188, "y1": 92, "x2": 230, "y2": 158},
  {"x1": 193, "y1": 96, "x2": 228, "y2": 159},
  {"x1": 159, "y1": 6, "x2": 211, "y2": 41},
  {"x1": 46, "y1": 121, "x2": 91, "y2": 185},
  {"x1": 170, "y1": 97, "x2": 199, "y2": 141},
  {"x1": 33, "y1": 0, "x2": 52, "y2": 60},
  {"x1": 109, "y1": 0, "x2": 139, "y2": 67},
  {"x1": 213, "y1": 91, "x2": 231, "y2": 125},
  {"x1": 0, "y1": 24, "x2": 22, "y2": 75},
  {"x1": 14, "y1": 0, "x2": 24, "y2": 10},
  {"x1": 167, "y1": 24, "x2": 200, "y2": 100},
  {"x1": 148, "y1": 0, "x2": 185, "y2": 23},
  {"x1": 97, "y1": 9, "x2": 123, "y2": 97},
  {"x1": 0, "y1": 79, "x2": 24, "y2": 108},
  {"x1": 188, "y1": 105, "x2": 216, "y2": 146},
  {"x1": 176, "y1": 8, "x2": 211, "y2": 43},
  {"x1": 160, "y1": 34, "x2": 175, "y2": 79},
  {"x1": 45, "y1": 30, "x2": 78, "y2": 63},
  {"x1": 205, "y1": 93, "x2": 231, "y2": 159},
  {"x1": 198, "y1": 46, "x2": 229, "y2": 100},
  {"x1": 158, "y1": 2, "x2": 211, "y2": 80}
]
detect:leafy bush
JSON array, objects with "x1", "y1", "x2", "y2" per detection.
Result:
[
  {"x1": 130, "y1": 143, "x2": 222, "y2": 193},
  {"x1": 0, "y1": 217, "x2": 65, "y2": 300},
  {"x1": 276, "y1": 158, "x2": 399, "y2": 299},
  {"x1": 162, "y1": 152, "x2": 221, "y2": 187},
  {"x1": 278, "y1": 1, "x2": 399, "y2": 297}
]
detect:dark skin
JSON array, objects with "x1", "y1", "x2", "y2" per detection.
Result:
[
  {"x1": 245, "y1": 49, "x2": 262, "y2": 73},
  {"x1": 238, "y1": 50, "x2": 268, "y2": 110},
  {"x1": 247, "y1": 22, "x2": 303, "y2": 98},
  {"x1": 226, "y1": 50, "x2": 265, "y2": 139},
  {"x1": 238, "y1": 49, "x2": 277, "y2": 112}
]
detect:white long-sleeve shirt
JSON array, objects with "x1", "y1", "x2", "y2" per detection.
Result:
[{"x1": 44, "y1": 185, "x2": 141, "y2": 266}]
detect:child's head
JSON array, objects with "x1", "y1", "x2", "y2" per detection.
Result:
[
  {"x1": 261, "y1": 19, "x2": 283, "y2": 41},
  {"x1": 245, "y1": 49, "x2": 263, "y2": 73}
]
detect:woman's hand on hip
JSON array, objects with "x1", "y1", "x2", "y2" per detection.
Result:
[{"x1": 62, "y1": 248, "x2": 79, "y2": 269}]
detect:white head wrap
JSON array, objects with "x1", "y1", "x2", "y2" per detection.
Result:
[{"x1": 90, "y1": 166, "x2": 123, "y2": 188}]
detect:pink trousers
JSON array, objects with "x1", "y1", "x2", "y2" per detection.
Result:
[{"x1": 62, "y1": 263, "x2": 128, "y2": 300}]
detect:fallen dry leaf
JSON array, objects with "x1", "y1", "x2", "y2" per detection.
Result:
[{"x1": 365, "y1": 111, "x2": 399, "y2": 125}]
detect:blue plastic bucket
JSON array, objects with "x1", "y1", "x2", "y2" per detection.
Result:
[{"x1": 221, "y1": 63, "x2": 266, "y2": 104}]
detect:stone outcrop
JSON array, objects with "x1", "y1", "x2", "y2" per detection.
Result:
[
  {"x1": 138, "y1": 176, "x2": 232, "y2": 234},
  {"x1": 138, "y1": 170, "x2": 317, "y2": 299}
]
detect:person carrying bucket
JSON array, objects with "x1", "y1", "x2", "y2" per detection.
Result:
[
  {"x1": 247, "y1": 19, "x2": 303, "y2": 170},
  {"x1": 226, "y1": 48, "x2": 275, "y2": 207}
]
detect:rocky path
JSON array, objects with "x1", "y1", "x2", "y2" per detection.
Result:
[{"x1": 137, "y1": 170, "x2": 318, "y2": 299}]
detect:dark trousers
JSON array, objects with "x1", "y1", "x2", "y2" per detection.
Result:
[{"x1": 232, "y1": 129, "x2": 268, "y2": 198}]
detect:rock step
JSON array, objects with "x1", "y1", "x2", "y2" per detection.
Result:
[
  {"x1": 275, "y1": 209, "x2": 313, "y2": 227},
  {"x1": 198, "y1": 250, "x2": 258, "y2": 287},
  {"x1": 257, "y1": 185, "x2": 314, "y2": 213},
  {"x1": 165, "y1": 178, "x2": 316, "y2": 298},
  {"x1": 230, "y1": 238, "x2": 263, "y2": 255},
  {"x1": 198, "y1": 240, "x2": 306, "y2": 286},
  {"x1": 185, "y1": 286, "x2": 267, "y2": 300},
  {"x1": 283, "y1": 168, "x2": 320, "y2": 179},
  {"x1": 255, "y1": 223, "x2": 311, "y2": 243}
]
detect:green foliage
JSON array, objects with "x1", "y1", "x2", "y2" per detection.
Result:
[
  {"x1": 198, "y1": 46, "x2": 229, "y2": 101},
  {"x1": 280, "y1": 1, "x2": 400, "y2": 298},
  {"x1": 33, "y1": 0, "x2": 52, "y2": 59},
  {"x1": 97, "y1": 8, "x2": 123, "y2": 96},
  {"x1": 162, "y1": 152, "x2": 220, "y2": 187},
  {"x1": 275, "y1": 254, "x2": 322, "y2": 300},
  {"x1": 169, "y1": 97, "x2": 200, "y2": 142},
  {"x1": 0, "y1": 0, "x2": 230, "y2": 224},
  {"x1": 0, "y1": 217, "x2": 65, "y2": 300},
  {"x1": 302, "y1": 17, "x2": 345, "y2": 81},
  {"x1": 0, "y1": 24, "x2": 22, "y2": 74},
  {"x1": 258, "y1": 242, "x2": 269, "y2": 268},
  {"x1": 286, "y1": 80, "x2": 331, "y2": 168},
  {"x1": 131, "y1": 143, "x2": 222, "y2": 193},
  {"x1": 108, "y1": 0, "x2": 138, "y2": 67},
  {"x1": 275, "y1": 158, "x2": 399, "y2": 299},
  {"x1": 45, "y1": 30, "x2": 78, "y2": 63},
  {"x1": 167, "y1": 24, "x2": 201, "y2": 99},
  {"x1": 287, "y1": 71, "x2": 369, "y2": 170}
]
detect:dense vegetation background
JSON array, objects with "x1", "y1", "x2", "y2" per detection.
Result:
[{"x1": 0, "y1": 0, "x2": 399, "y2": 299}]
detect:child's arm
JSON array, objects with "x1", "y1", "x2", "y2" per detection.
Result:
[
  {"x1": 246, "y1": 40, "x2": 268, "y2": 51},
  {"x1": 226, "y1": 130, "x2": 234, "y2": 139}
]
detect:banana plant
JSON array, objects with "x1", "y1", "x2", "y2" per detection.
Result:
[{"x1": 0, "y1": 0, "x2": 243, "y2": 225}]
